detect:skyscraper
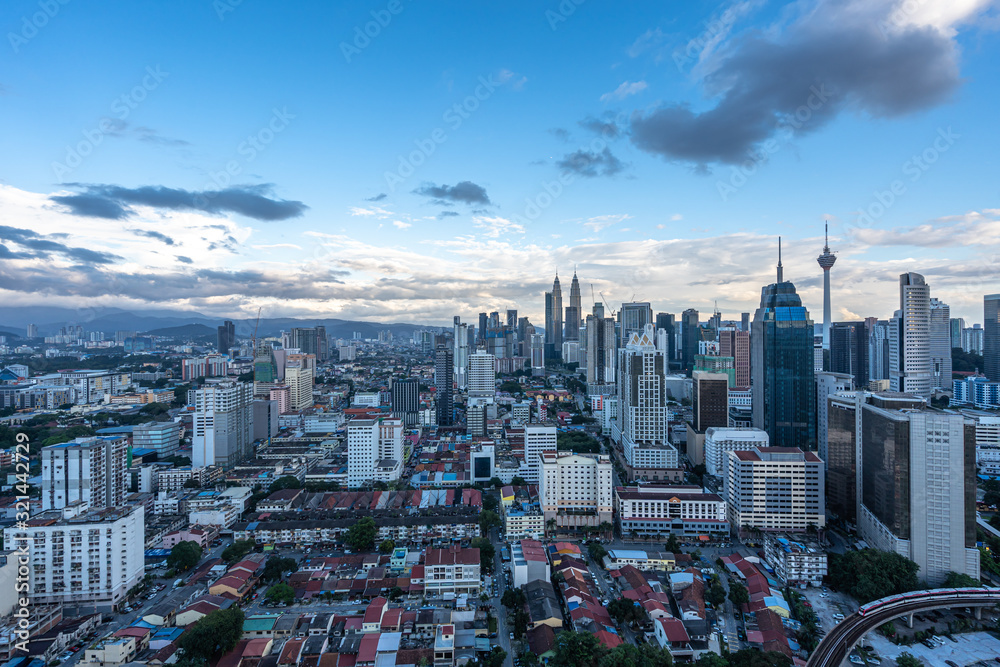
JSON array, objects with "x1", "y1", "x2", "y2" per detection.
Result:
[
  {"x1": 468, "y1": 349, "x2": 496, "y2": 398},
  {"x1": 192, "y1": 380, "x2": 254, "y2": 467},
  {"x1": 619, "y1": 302, "x2": 653, "y2": 340},
  {"x1": 681, "y1": 308, "x2": 700, "y2": 375},
  {"x1": 565, "y1": 270, "x2": 582, "y2": 341},
  {"x1": 890, "y1": 272, "x2": 932, "y2": 398},
  {"x1": 585, "y1": 311, "x2": 616, "y2": 394},
  {"x1": 929, "y1": 298, "x2": 952, "y2": 391},
  {"x1": 41, "y1": 436, "x2": 128, "y2": 511},
  {"x1": 951, "y1": 317, "x2": 966, "y2": 349},
  {"x1": 453, "y1": 317, "x2": 469, "y2": 390},
  {"x1": 655, "y1": 312, "x2": 676, "y2": 363},
  {"x1": 986, "y1": 295, "x2": 1000, "y2": 382},
  {"x1": 217, "y1": 319, "x2": 235, "y2": 354},
  {"x1": 751, "y1": 240, "x2": 817, "y2": 449},
  {"x1": 719, "y1": 327, "x2": 750, "y2": 389},
  {"x1": 391, "y1": 378, "x2": 420, "y2": 426},
  {"x1": 435, "y1": 345, "x2": 454, "y2": 426},
  {"x1": 816, "y1": 223, "x2": 837, "y2": 352},
  {"x1": 551, "y1": 273, "x2": 563, "y2": 354},
  {"x1": 829, "y1": 322, "x2": 870, "y2": 388},
  {"x1": 478, "y1": 312, "x2": 488, "y2": 344}
]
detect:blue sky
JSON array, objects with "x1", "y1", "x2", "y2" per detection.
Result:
[{"x1": 1, "y1": 0, "x2": 999, "y2": 325}]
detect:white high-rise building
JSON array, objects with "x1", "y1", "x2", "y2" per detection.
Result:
[
  {"x1": 468, "y1": 350, "x2": 496, "y2": 399},
  {"x1": 613, "y1": 324, "x2": 678, "y2": 470},
  {"x1": 454, "y1": 319, "x2": 470, "y2": 390},
  {"x1": 890, "y1": 272, "x2": 932, "y2": 399},
  {"x1": 530, "y1": 333, "x2": 545, "y2": 372},
  {"x1": 192, "y1": 380, "x2": 254, "y2": 468},
  {"x1": 41, "y1": 436, "x2": 128, "y2": 511},
  {"x1": 723, "y1": 447, "x2": 825, "y2": 532},
  {"x1": 347, "y1": 417, "x2": 404, "y2": 487},
  {"x1": 285, "y1": 354, "x2": 315, "y2": 410},
  {"x1": 703, "y1": 427, "x2": 769, "y2": 477},
  {"x1": 522, "y1": 423, "x2": 558, "y2": 483},
  {"x1": 929, "y1": 298, "x2": 953, "y2": 392},
  {"x1": 4, "y1": 504, "x2": 144, "y2": 610},
  {"x1": 538, "y1": 451, "x2": 612, "y2": 530}
]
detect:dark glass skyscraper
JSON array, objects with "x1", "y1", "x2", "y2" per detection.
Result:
[
  {"x1": 681, "y1": 308, "x2": 700, "y2": 375},
  {"x1": 830, "y1": 321, "x2": 870, "y2": 388},
  {"x1": 655, "y1": 312, "x2": 676, "y2": 363},
  {"x1": 986, "y1": 294, "x2": 1000, "y2": 382},
  {"x1": 217, "y1": 320, "x2": 235, "y2": 354},
  {"x1": 434, "y1": 345, "x2": 454, "y2": 426},
  {"x1": 751, "y1": 244, "x2": 817, "y2": 449}
]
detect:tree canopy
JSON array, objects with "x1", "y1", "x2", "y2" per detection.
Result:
[
  {"x1": 262, "y1": 556, "x2": 298, "y2": 582},
  {"x1": 728, "y1": 581, "x2": 750, "y2": 607},
  {"x1": 167, "y1": 541, "x2": 202, "y2": 572},
  {"x1": 895, "y1": 653, "x2": 922, "y2": 667},
  {"x1": 179, "y1": 607, "x2": 245, "y2": 663},
  {"x1": 265, "y1": 582, "x2": 295, "y2": 605},
  {"x1": 345, "y1": 517, "x2": 378, "y2": 552},
  {"x1": 221, "y1": 539, "x2": 255, "y2": 564},
  {"x1": 268, "y1": 475, "x2": 302, "y2": 493},
  {"x1": 828, "y1": 549, "x2": 919, "y2": 603}
]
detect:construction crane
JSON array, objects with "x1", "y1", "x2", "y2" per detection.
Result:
[
  {"x1": 599, "y1": 291, "x2": 617, "y2": 318},
  {"x1": 250, "y1": 306, "x2": 262, "y2": 354}
]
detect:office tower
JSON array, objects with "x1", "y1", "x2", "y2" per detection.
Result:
[
  {"x1": 478, "y1": 313, "x2": 488, "y2": 344},
  {"x1": 435, "y1": 345, "x2": 454, "y2": 426},
  {"x1": 523, "y1": 423, "x2": 558, "y2": 482},
  {"x1": 506, "y1": 309, "x2": 518, "y2": 330},
  {"x1": 564, "y1": 305, "x2": 581, "y2": 341},
  {"x1": 569, "y1": 270, "x2": 582, "y2": 315},
  {"x1": 132, "y1": 421, "x2": 181, "y2": 456},
  {"x1": 4, "y1": 504, "x2": 144, "y2": 610},
  {"x1": 41, "y1": 436, "x2": 128, "y2": 511},
  {"x1": 723, "y1": 447, "x2": 825, "y2": 531},
  {"x1": 951, "y1": 317, "x2": 966, "y2": 349},
  {"x1": 285, "y1": 354, "x2": 315, "y2": 410},
  {"x1": 530, "y1": 333, "x2": 545, "y2": 373},
  {"x1": 816, "y1": 371, "x2": 853, "y2": 466},
  {"x1": 829, "y1": 322, "x2": 870, "y2": 388},
  {"x1": 986, "y1": 295, "x2": 1000, "y2": 381},
  {"x1": 929, "y1": 298, "x2": 952, "y2": 391},
  {"x1": 952, "y1": 376, "x2": 1000, "y2": 408},
  {"x1": 346, "y1": 417, "x2": 404, "y2": 487},
  {"x1": 708, "y1": 306, "x2": 722, "y2": 333},
  {"x1": 25, "y1": 323, "x2": 38, "y2": 338},
  {"x1": 544, "y1": 293, "x2": 555, "y2": 359},
  {"x1": 719, "y1": 327, "x2": 750, "y2": 389},
  {"x1": 454, "y1": 318, "x2": 469, "y2": 390},
  {"x1": 270, "y1": 384, "x2": 291, "y2": 414},
  {"x1": 687, "y1": 371, "x2": 730, "y2": 465},
  {"x1": 467, "y1": 404, "x2": 486, "y2": 436},
  {"x1": 289, "y1": 327, "x2": 327, "y2": 360},
  {"x1": 217, "y1": 320, "x2": 235, "y2": 354},
  {"x1": 469, "y1": 350, "x2": 496, "y2": 398},
  {"x1": 391, "y1": 378, "x2": 421, "y2": 426},
  {"x1": 857, "y1": 396, "x2": 979, "y2": 584},
  {"x1": 585, "y1": 312, "x2": 616, "y2": 394},
  {"x1": 655, "y1": 312, "x2": 676, "y2": 363},
  {"x1": 868, "y1": 319, "x2": 891, "y2": 382},
  {"x1": 703, "y1": 427, "x2": 769, "y2": 477},
  {"x1": 741, "y1": 313, "x2": 750, "y2": 332},
  {"x1": 191, "y1": 380, "x2": 254, "y2": 468},
  {"x1": 681, "y1": 309, "x2": 700, "y2": 374},
  {"x1": 615, "y1": 324, "x2": 678, "y2": 471},
  {"x1": 253, "y1": 341, "x2": 278, "y2": 385},
  {"x1": 751, "y1": 243, "x2": 817, "y2": 449},
  {"x1": 964, "y1": 325, "x2": 985, "y2": 355},
  {"x1": 538, "y1": 450, "x2": 613, "y2": 531},
  {"x1": 816, "y1": 223, "x2": 837, "y2": 351},
  {"x1": 551, "y1": 274, "x2": 563, "y2": 355},
  {"x1": 620, "y1": 302, "x2": 653, "y2": 340},
  {"x1": 890, "y1": 272, "x2": 932, "y2": 398}
]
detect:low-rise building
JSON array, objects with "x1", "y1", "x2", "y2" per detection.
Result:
[
  {"x1": 424, "y1": 547, "x2": 480, "y2": 595},
  {"x1": 614, "y1": 484, "x2": 729, "y2": 538},
  {"x1": 762, "y1": 533, "x2": 827, "y2": 587},
  {"x1": 511, "y1": 539, "x2": 550, "y2": 588}
]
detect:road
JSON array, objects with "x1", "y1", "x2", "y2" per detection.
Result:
[
  {"x1": 807, "y1": 590, "x2": 1000, "y2": 667},
  {"x1": 489, "y1": 527, "x2": 516, "y2": 667}
]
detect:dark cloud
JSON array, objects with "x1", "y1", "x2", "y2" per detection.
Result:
[
  {"x1": 50, "y1": 183, "x2": 308, "y2": 221},
  {"x1": 366, "y1": 193, "x2": 388, "y2": 202},
  {"x1": 629, "y1": 8, "x2": 961, "y2": 166},
  {"x1": 579, "y1": 116, "x2": 621, "y2": 138},
  {"x1": 0, "y1": 225, "x2": 121, "y2": 265},
  {"x1": 548, "y1": 128, "x2": 571, "y2": 142},
  {"x1": 176, "y1": 255, "x2": 193, "y2": 264},
  {"x1": 438, "y1": 211, "x2": 460, "y2": 219},
  {"x1": 413, "y1": 181, "x2": 491, "y2": 206},
  {"x1": 131, "y1": 229, "x2": 176, "y2": 245},
  {"x1": 557, "y1": 147, "x2": 626, "y2": 177}
]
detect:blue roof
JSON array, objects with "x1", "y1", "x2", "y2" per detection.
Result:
[
  {"x1": 97, "y1": 426, "x2": 134, "y2": 434},
  {"x1": 153, "y1": 627, "x2": 184, "y2": 639}
]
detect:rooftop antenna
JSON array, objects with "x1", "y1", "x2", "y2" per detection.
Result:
[{"x1": 777, "y1": 236, "x2": 784, "y2": 283}]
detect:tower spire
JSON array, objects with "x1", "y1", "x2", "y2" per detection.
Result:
[{"x1": 777, "y1": 236, "x2": 783, "y2": 283}]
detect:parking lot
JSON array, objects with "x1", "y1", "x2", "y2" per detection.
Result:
[
  {"x1": 800, "y1": 587, "x2": 858, "y2": 634},
  {"x1": 865, "y1": 630, "x2": 1000, "y2": 665}
]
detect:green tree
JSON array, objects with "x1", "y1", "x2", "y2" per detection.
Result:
[
  {"x1": 167, "y1": 541, "x2": 203, "y2": 572},
  {"x1": 262, "y1": 556, "x2": 298, "y2": 582},
  {"x1": 665, "y1": 534, "x2": 682, "y2": 553},
  {"x1": 513, "y1": 607, "x2": 530, "y2": 638},
  {"x1": 728, "y1": 581, "x2": 750, "y2": 607},
  {"x1": 221, "y1": 539, "x2": 255, "y2": 564},
  {"x1": 502, "y1": 587, "x2": 526, "y2": 610},
  {"x1": 727, "y1": 650, "x2": 791, "y2": 667},
  {"x1": 588, "y1": 542, "x2": 608, "y2": 563},
  {"x1": 183, "y1": 478, "x2": 201, "y2": 489},
  {"x1": 379, "y1": 539, "x2": 396, "y2": 554},
  {"x1": 388, "y1": 586, "x2": 404, "y2": 601},
  {"x1": 483, "y1": 493, "x2": 500, "y2": 513},
  {"x1": 943, "y1": 571, "x2": 980, "y2": 587},
  {"x1": 827, "y1": 549, "x2": 919, "y2": 603},
  {"x1": 694, "y1": 654, "x2": 728, "y2": 667},
  {"x1": 607, "y1": 598, "x2": 643, "y2": 626},
  {"x1": 471, "y1": 537, "x2": 496, "y2": 575},
  {"x1": 895, "y1": 653, "x2": 922, "y2": 667},
  {"x1": 983, "y1": 478, "x2": 1000, "y2": 508},
  {"x1": 345, "y1": 517, "x2": 378, "y2": 552},
  {"x1": 179, "y1": 607, "x2": 245, "y2": 663},
  {"x1": 479, "y1": 510, "x2": 502, "y2": 534},
  {"x1": 705, "y1": 578, "x2": 726, "y2": 607},
  {"x1": 550, "y1": 631, "x2": 607, "y2": 667},
  {"x1": 599, "y1": 643, "x2": 673, "y2": 667},
  {"x1": 265, "y1": 582, "x2": 295, "y2": 605},
  {"x1": 511, "y1": 476, "x2": 527, "y2": 486},
  {"x1": 268, "y1": 475, "x2": 302, "y2": 493}
]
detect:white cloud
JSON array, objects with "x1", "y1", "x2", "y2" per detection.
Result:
[
  {"x1": 252, "y1": 243, "x2": 303, "y2": 250},
  {"x1": 349, "y1": 205, "x2": 392, "y2": 218},
  {"x1": 582, "y1": 214, "x2": 632, "y2": 233},
  {"x1": 497, "y1": 68, "x2": 528, "y2": 90},
  {"x1": 600, "y1": 80, "x2": 648, "y2": 102},
  {"x1": 393, "y1": 221, "x2": 412, "y2": 229},
  {"x1": 473, "y1": 215, "x2": 525, "y2": 238}
]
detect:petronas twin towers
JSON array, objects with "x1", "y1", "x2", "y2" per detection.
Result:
[{"x1": 544, "y1": 270, "x2": 582, "y2": 359}]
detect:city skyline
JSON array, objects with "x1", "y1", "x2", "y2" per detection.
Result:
[{"x1": 1, "y1": 1, "x2": 998, "y2": 324}]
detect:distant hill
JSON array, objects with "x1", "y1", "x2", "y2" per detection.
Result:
[
  {"x1": 0, "y1": 328, "x2": 22, "y2": 339},
  {"x1": 143, "y1": 323, "x2": 217, "y2": 338}
]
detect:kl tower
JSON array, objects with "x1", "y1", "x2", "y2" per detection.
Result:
[{"x1": 817, "y1": 222, "x2": 837, "y2": 351}]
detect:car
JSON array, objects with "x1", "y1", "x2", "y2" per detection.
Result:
[
  {"x1": 509, "y1": 632, "x2": 515, "y2": 639},
  {"x1": 848, "y1": 656, "x2": 864, "y2": 665}
]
